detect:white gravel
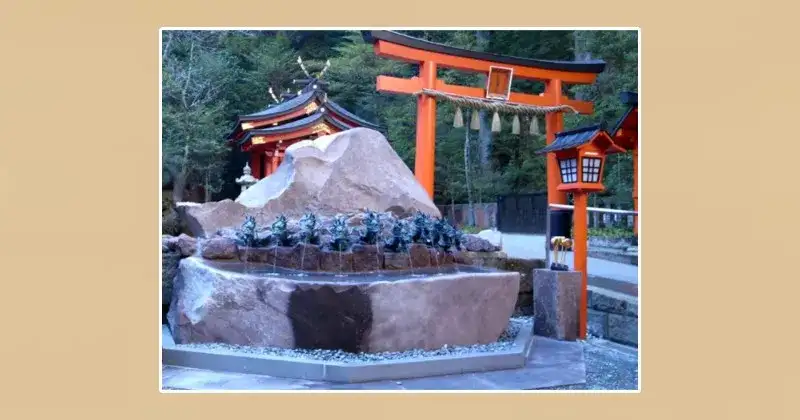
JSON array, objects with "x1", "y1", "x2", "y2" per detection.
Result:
[{"x1": 178, "y1": 316, "x2": 532, "y2": 364}]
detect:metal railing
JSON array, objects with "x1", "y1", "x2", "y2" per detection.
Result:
[{"x1": 545, "y1": 204, "x2": 639, "y2": 268}]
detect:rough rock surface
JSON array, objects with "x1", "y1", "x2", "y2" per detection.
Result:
[
  {"x1": 462, "y1": 234, "x2": 501, "y2": 252},
  {"x1": 200, "y1": 237, "x2": 238, "y2": 260},
  {"x1": 167, "y1": 257, "x2": 519, "y2": 352},
  {"x1": 175, "y1": 234, "x2": 197, "y2": 257},
  {"x1": 177, "y1": 128, "x2": 440, "y2": 237},
  {"x1": 319, "y1": 250, "x2": 354, "y2": 272},
  {"x1": 162, "y1": 249, "x2": 181, "y2": 303},
  {"x1": 533, "y1": 269, "x2": 581, "y2": 341},
  {"x1": 351, "y1": 244, "x2": 382, "y2": 272}
]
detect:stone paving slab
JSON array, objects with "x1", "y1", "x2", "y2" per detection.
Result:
[{"x1": 162, "y1": 336, "x2": 587, "y2": 391}]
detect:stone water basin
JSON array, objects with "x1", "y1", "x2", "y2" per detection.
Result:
[{"x1": 167, "y1": 257, "x2": 520, "y2": 353}]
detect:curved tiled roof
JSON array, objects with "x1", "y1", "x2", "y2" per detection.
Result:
[
  {"x1": 325, "y1": 100, "x2": 381, "y2": 130},
  {"x1": 239, "y1": 89, "x2": 322, "y2": 121},
  {"x1": 227, "y1": 82, "x2": 381, "y2": 141},
  {"x1": 237, "y1": 112, "x2": 358, "y2": 146}
]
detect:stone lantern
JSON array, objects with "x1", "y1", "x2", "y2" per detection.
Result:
[{"x1": 235, "y1": 162, "x2": 258, "y2": 193}]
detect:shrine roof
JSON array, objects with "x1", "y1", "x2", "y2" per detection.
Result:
[
  {"x1": 537, "y1": 124, "x2": 607, "y2": 154},
  {"x1": 237, "y1": 112, "x2": 356, "y2": 146},
  {"x1": 239, "y1": 89, "x2": 322, "y2": 121},
  {"x1": 227, "y1": 82, "x2": 380, "y2": 141},
  {"x1": 325, "y1": 100, "x2": 381, "y2": 130},
  {"x1": 611, "y1": 91, "x2": 638, "y2": 136},
  {"x1": 363, "y1": 30, "x2": 606, "y2": 74}
]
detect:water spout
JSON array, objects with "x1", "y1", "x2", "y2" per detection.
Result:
[
  {"x1": 297, "y1": 242, "x2": 307, "y2": 277},
  {"x1": 271, "y1": 246, "x2": 279, "y2": 275},
  {"x1": 431, "y1": 246, "x2": 441, "y2": 275}
]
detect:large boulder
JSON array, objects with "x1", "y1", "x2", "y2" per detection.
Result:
[
  {"x1": 477, "y1": 229, "x2": 503, "y2": 249},
  {"x1": 167, "y1": 257, "x2": 519, "y2": 353},
  {"x1": 177, "y1": 128, "x2": 440, "y2": 237}
]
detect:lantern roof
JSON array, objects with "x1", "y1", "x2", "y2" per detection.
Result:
[
  {"x1": 537, "y1": 124, "x2": 608, "y2": 154},
  {"x1": 362, "y1": 30, "x2": 607, "y2": 74}
]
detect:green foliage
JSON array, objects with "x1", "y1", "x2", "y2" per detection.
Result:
[
  {"x1": 588, "y1": 226, "x2": 636, "y2": 240},
  {"x1": 460, "y1": 225, "x2": 481, "y2": 234}
]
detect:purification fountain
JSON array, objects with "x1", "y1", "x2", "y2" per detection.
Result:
[{"x1": 167, "y1": 211, "x2": 520, "y2": 354}]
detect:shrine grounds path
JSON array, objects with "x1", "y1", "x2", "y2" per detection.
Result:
[{"x1": 500, "y1": 233, "x2": 639, "y2": 296}]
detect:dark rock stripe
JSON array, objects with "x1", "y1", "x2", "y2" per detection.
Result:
[{"x1": 287, "y1": 285, "x2": 373, "y2": 353}]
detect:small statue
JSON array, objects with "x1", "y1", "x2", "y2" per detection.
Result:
[
  {"x1": 550, "y1": 236, "x2": 573, "y2": 271},
  {"x1": 298, "y1": 212, "x2": 321, "y2": 245},
  {"x1": 329, "y1": 215, "x2": 352, "y2": 252},
  {"x1": 359, "y1": 210, "x2": 382, "y2": 245},
  {"x1": 271, "y1": 215, "x2": 294, "y2": 247},
  {"x1": 383, "y1": 219, "x2": 411, "y2": 253},
  {"x1": 235, "y1": 163, "x2": 258, "y2": 193}
]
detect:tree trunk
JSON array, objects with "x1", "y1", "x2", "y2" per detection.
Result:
[
  {"x1": 171, "y1": 170, "x2": 187, "y2": 203},
  {"x1": 464, "y1": 115, "x2": 476, "y2": 226},
  {"x1": 573, "y1": 31, "x2": 592, "y2": 101},
  {"x1": 203, "y1": 172, "x2": 213, "y2": 202},
  {"x1": 475, "y1": 30, "x2": 493, "y2": 168}
]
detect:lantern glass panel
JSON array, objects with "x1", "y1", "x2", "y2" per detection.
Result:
[
  {"x1": 582, "y1": 157, "x2": 602, "y2": 183},
  {"x1": 559, "y1": 158, "x2": 578, "y2": 183}
]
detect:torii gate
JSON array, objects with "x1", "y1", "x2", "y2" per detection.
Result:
[{"x1": 364, "y1": 30, "x2": 606, "y2": 204}]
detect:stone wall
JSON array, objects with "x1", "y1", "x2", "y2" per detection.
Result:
[
  {"x1": 460, "y1": 252, "x2": 545, "y2": 316},
  {"x1": 586, "y1": 286, "x2": 638, "y2": 347}
]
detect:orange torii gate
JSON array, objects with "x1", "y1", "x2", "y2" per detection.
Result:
[{"x1": 363, "y1": 31, "x2": 606, "y2": 203}]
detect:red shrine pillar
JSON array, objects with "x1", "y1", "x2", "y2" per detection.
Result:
[
  {"x1": 545, "y1": 79, "x2": 567, "y2": 206},
  {"x1": 632, "y1": 147, "x2": 639, "y2": 236},
  {"x1": 414, "y1": 61, "x2": 437, "y2": 198},
  {"x1": 263, "y1": 151, "x2": 273, "y2": 177},
  {"x1": 250, "y1": 152, "x2": 262, "y2": 180},
  {"x1": 270, "y1": 151, "x2": 280, "y2": 173}
]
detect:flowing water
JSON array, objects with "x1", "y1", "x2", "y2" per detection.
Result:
[
  {"x1": 270, "y1": 246, "x2": 279, "y2": 275},
  {"x1": 431, "y1": 247, "x2": 441, "y2": 275},
  {"x1": 194, "y1": 238, "x2": 205, "y2": 258},
  {"x1": 297, "y1": 242, "x2": 307, "y2": 277},
  {"x1": 243, "y1": 245, "x2": 251, "y2": 274},
  {"x1": 405, "y1": 247, "x2": 417, "y2": 276},
  {"x1": 374, "y1": 217, "x2": 384, "y2": 276},
  {"x1": 203, "y1": 260, "x2": 493, "y2": 283},
  {"x1": 335, "y1": 249, "x2": 346, "y2": 278}
]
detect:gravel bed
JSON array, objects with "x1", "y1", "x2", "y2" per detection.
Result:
[
  {"x1": 177, "y1": 316, "x2": 532, "y2": 364},
  {"x1": 540, "y1": 336, "x2": 639, "y2": 390}
]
